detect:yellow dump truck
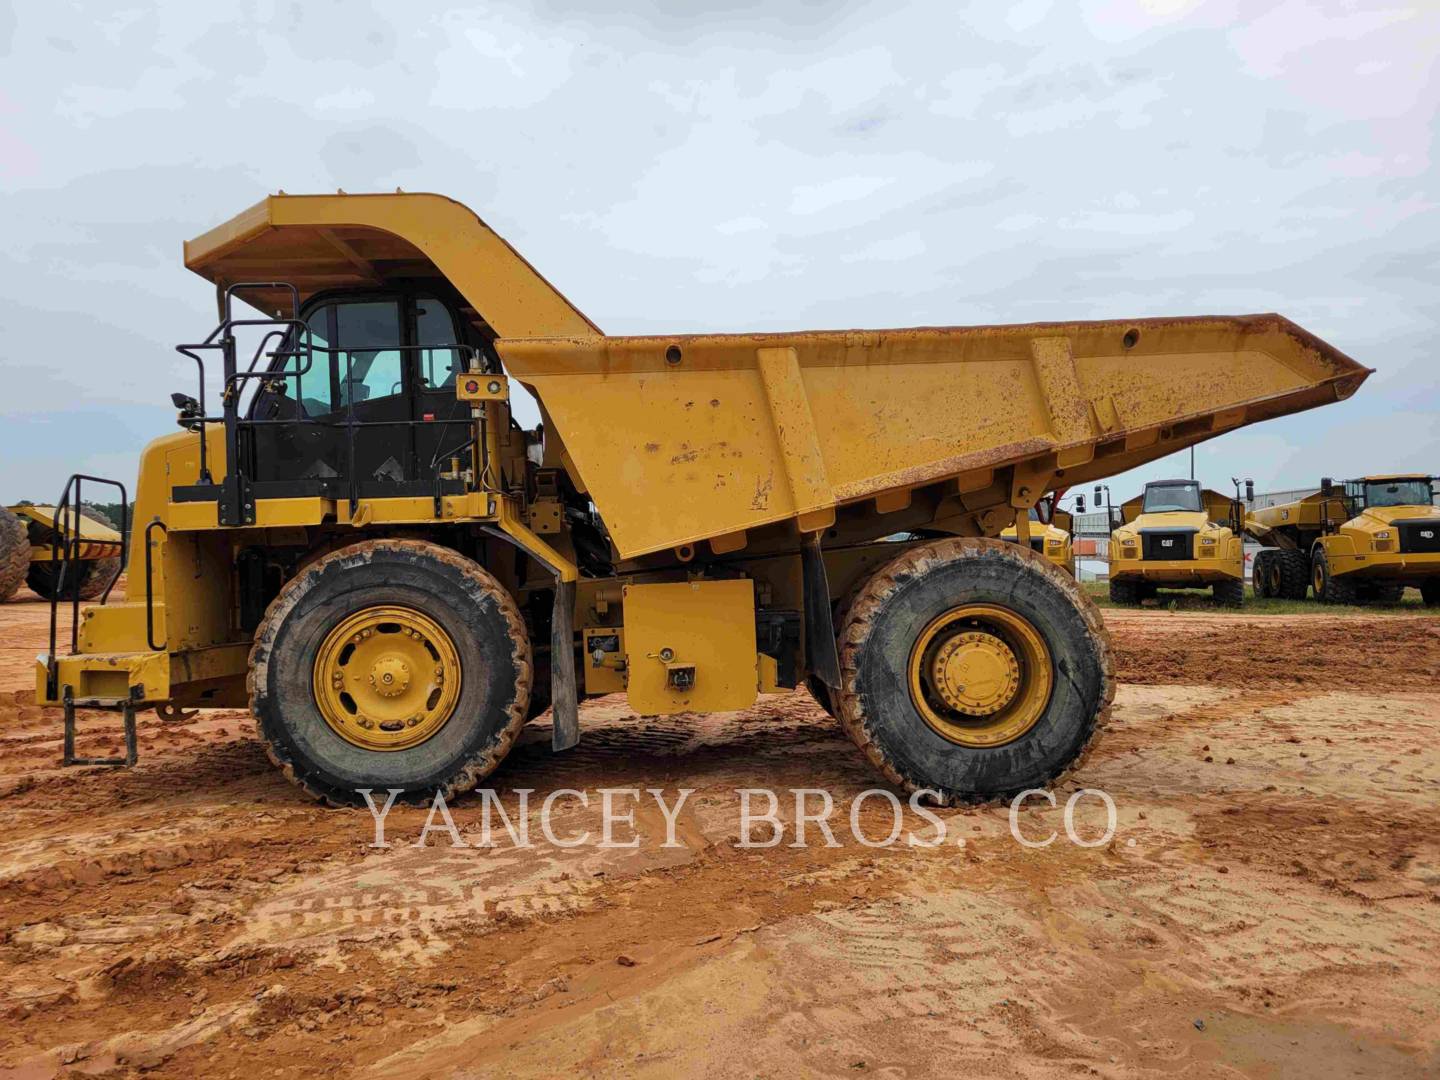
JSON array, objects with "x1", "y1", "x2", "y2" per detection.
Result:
[
  {"x1": 1247, "y1": 475, "x2": 1439, "y2": 605},
  {"x1": 1104, "y1": 481, "x2": 1247, "y2": 605},
  {"x1": 0, "y1": 504, "x2": 124, "y2": 602},
  {"x1": 33, "y1": 192, "x2": 1370, "y2": 799},
  {"x1": 1000, "y1": 500, "x2": 1074, "y2": 576}
]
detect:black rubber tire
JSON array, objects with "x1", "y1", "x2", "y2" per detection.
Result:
[
  {"x1": 1271, "y1": 549, "x2": 1311, "y2": 600},
  {"x1": 1422, "y1": 581, "x2": 1440, "y2": 608},
  {"x1": 1312, "y1": 548, "x2": 1361, "y2": 605},
  {"x1": 249, "y1": 540, "x2": 531, "y2": 806},
  {"x1": 1212, "y1": 577, "x2": 1244, "y2": 607},
  {"x1": 1252, "y1": 550, "x2": 1276, "y2": 599},
  {"x1": 22, "y1": 508, "x2": 122, "y2": 601},
  {"x1": 837, "y1": 538, "x2": 1114, "y2": 805},
  {"x1": 1363, "y1": 583, "x2": 1404, "y2": 605},
  {"x1": 1108, "y1": 577, "x2": 1141, "y2": 605},
  {"x1": 0, "y1": 507, "x2": 28, "y2": 602}
]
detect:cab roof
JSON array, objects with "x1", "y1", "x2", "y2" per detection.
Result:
[{"x1": 184, "y1": 192, "x2": 601, "y2": 340}]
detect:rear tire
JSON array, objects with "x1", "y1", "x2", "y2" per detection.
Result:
[
  {"x1": 1312, "y1": 548, "x2": 1361, "y2": 605},
  {"x1": 1212, "y1": 577, "x2": 1244, "y2": 607},
  {"x1": 0, "y1": 507, "x2": 28, "y2": 602},
  {"x1": 249, "y1": 540, "x2": 531, "y2": 806},
  {"x1": 1422, "y1": 581, "x2": 1440, "y2": 608},
  {"x1": 1108, "y1": 577, "x2": 1141, "y2": 605},
  {"x1": 1252, "y1": 550, "x2": 1276, "y2": 598},
  {"x1": 1272, "y1": 549, "x2": 1310, "y2": 600},
  {"x1": 22, "y1": 508, "x2": 122, "y2": 601},
  {"x1": 837, "y1": 538, "x2": 1113, "y2": 804}
]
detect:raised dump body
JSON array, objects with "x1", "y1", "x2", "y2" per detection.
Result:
[
  {"x1": 501, "y1": 318, "x2": 1367, "y2": 561},
  {"x1": 34, "y1": 191, "x2": 1374, "y2": 805}
]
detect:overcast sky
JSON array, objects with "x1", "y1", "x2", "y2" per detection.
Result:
[{"x1": 2, "y1": 0, "x2": 1436, "y2": 509}]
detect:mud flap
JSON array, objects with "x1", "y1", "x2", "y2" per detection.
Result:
[
  {"x1": 550, "y1": 579, "x2": 580, "y2": 751},
  {"x1": 802, "y1": 533, "x2": 842, "y2": 690}
]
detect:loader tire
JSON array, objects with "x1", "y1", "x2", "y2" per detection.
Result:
[
  {"x1": 1312, "y1": 549, "x2": 1361, "y2": 606},
  {"x1": 249, "y1": 540, "x2": 531, "y2": 806},
  {"x1": 0, "y1": 507, "x2": 28, "y2": 602},
  {"x1": 1108, "y1": 577, "x2": 1141, "y2": 605},
  {"x1": 837, "y1": 538, "x2": 1113, "y2": 805},
  {"x1": 1272, "y1": 549, "x2": 1310, "y2": 600},
  {"x1": 1212, "y1": 577, "x2": 1244, "y2": 607},
  {"x1": 1422, "y1": 581, "x2": 1440, "y2": 608}
]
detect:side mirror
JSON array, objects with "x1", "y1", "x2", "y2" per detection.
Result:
[
  {"x1": 172, "y1": 392, "x2": 202, "y2": 431},
  {"x1": 1075, "y1": 495, "x2": 1087, "y2": 514},
  {"x1": 1244, "y1": 479, "x2": 1254, "y2": 502},
  {"x1": 1093, "y1": 484, "x2": 1104, "y2": 504}
]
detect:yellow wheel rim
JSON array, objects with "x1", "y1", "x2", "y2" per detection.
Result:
[
  {"x1": 312, "y1": 606, "x2": 461, "y2": 751},
  {"x1": 907, "y1": 604, "x2": 1052, "y2": 748}
]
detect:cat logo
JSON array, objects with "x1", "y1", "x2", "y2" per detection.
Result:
[
  {"x1": 1161, "y1": 538, "x2": 1174, "y2": 547},
  {"x1": 1280, "y1": 509, "x2": 1290, "y2": 520},
  {"x1": 1423, "y1": 529, "x2": 1435, "y2": 540}
]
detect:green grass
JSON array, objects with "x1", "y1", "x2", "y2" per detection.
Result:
[{"x1": 1079, "y1": 581, "x2": 1435, "y2": 615}]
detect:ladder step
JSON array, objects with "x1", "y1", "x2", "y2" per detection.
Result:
[{"x1": 61, "y1": 693, "x2": 138, "y2": 768}]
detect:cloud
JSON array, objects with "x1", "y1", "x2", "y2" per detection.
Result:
[{"x1": 0, "y1": 0, "x2": 1436, "y2": 503}]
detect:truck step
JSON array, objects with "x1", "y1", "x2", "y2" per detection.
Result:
[{"x1": 61, "y1": 691, "x2": 138, "y2": 768}]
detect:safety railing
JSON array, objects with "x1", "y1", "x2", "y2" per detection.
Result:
[{"x1": 44, "y1": 473, "x2": 129, "y2": 700}]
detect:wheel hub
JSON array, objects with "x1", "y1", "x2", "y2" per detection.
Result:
[
  {"x1": 907, "y1": 603, "x2": 1053, "y2": 748},
  {"x1": 312, "y1": 607, "x2": 461, "y2": 752},
  {"x1": 929, "y1": 631, "x2": 1020, "y2": 716},
  {"x1": 368, "y1": 656, "x2": 412, "y2": 698}
]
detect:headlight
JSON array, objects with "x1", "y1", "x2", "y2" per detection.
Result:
[
  {"x1": 1121, "y1": 538, "x2": 1136, "y2": 546},
  {"x1": 1375, "y1": 530, "x2": 1390, "y2": 540},
  {"x1": 1200, "y1": 537, "x2": 1216, "y2": 545}
]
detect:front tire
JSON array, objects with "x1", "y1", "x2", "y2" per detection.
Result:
[
  {"x1": 249, "y1": 540, "x2": 531, "y2": 805},
  {"x1": 1422, "y1": 581, "x2": 1440, "y2": 608},
  {"x1": 1312, "y1": 548, "x2": 1361, "y2": 605},
  {"x1": 837, "y1": 538, "x2": 1113, "y2": 804},
  {"x1": 1108, "y1": 577, "x2": 1141, "y2": 605},
  {"x1": 1213, "y1": 577, "x2": 1244, "y2": 607}
]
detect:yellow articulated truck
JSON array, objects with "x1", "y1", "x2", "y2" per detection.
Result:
[
  {"x1": 33, "y1": 192, "x2": 1369, "y2": 801},
  {"x1": 1103, "y1": 480, "x2": 1247, "y2": 605},
  {"x1": 999, "y1": 498, "x2": 1074, "y2": 576},
  {"x1": 1247, "y1": 475, "x2": 1440, "y2": 605},
  {"x1": 0, "y1": 505, "x2": 124, "y2": 602}
]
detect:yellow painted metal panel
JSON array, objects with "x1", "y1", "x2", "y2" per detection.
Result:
[
  {"x1": 623, "y1": 580, "x2": 757, "y2": 715},
  {"x1": 504, "y1": 315, "x2": 1368, "y2": 560}
]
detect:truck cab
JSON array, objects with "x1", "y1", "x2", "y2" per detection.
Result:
[
  {"x1": 1106, "y1": 479, "x2": 1245, "y2": 605},
  {"x1": 1311, "y1": 474, "x2": 1440, "y2": 604}
]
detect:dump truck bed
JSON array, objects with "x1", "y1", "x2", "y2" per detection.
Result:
[{"x1": 501, "y1": 316, "x2": 1369, "y2": 559}]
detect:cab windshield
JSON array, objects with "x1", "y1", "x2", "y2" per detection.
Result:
[
  {"x1": 1365, "y1": 479, "x2": 1434, "y2": 508},
  {"x1": 1142, "y1": 482, "x2": 1202, "y2": 513}
]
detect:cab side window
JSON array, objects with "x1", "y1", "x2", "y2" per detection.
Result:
[{"x1": 415, "y1": 298, "x2": 462, "y2": 391}]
